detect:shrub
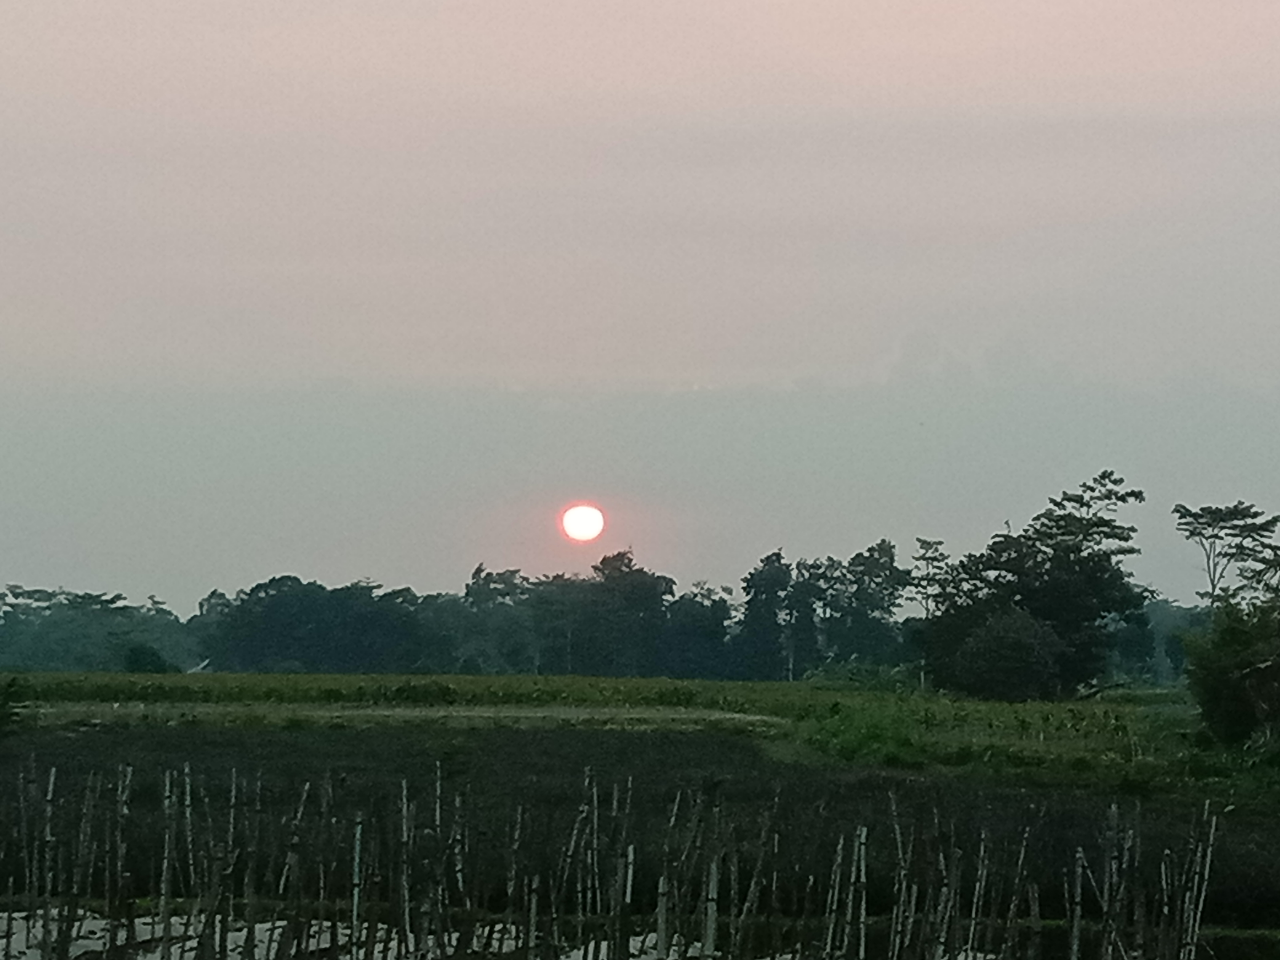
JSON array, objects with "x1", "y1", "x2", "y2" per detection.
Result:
[
  {"x1": 952, "y1": 608, "x2": 1064, "y2": 702},
  {"x1": 120, "y1": 643, "x2": 180, "y2": 674}
]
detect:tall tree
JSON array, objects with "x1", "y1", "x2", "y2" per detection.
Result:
[
  {"x1": 908, "y1": 538, "x2": 951, "y2": 619},
  {"x1": 784, "y1": 559, "x2": 825, "y2": 679},
  {"x1": 732, "y1": 551, "x2": 791, "y2": 680},
  {"x1": 462, "y1": 565, "x2": 535, "y2": 673},
  {"x1": 658, "y1": 583, "x2": 732, "y2": 680},
  {"x1": 1172, "y1": 501, "x2": 1280, "y2": 604},
  {"x1": 590, "y1": 550, "x2": 675, "y2": 676},
  {"x1": 526, "y1": 574, "x2": 595, "y2": 675},
  {"x1": 921, "y1": 471, "x2": 1149, "y2": 697}
]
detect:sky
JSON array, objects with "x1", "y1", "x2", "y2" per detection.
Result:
[{"x1": 2, "y1": 2, "x2": 1279, "y2": 615}]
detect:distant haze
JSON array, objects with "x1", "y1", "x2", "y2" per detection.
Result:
[{"x1": 2, "y1": 3, "x2": 1277, "y2": 613}]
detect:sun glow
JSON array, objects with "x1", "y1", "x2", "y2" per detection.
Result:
[{"x1": 561, "y1": 504, "x2": 605, "y2": 542}]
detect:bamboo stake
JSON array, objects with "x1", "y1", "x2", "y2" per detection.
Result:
[
  {"x1": 219, "y1": 771, "x2": 238, "y2": 960},
  {"x1": 399, "y1": 779, "x2": 414, "y2": 959},
  {"x1": 18, "y1": 763, "x2": 33, "y2": 916},
  {"x1": 1068, "y1": 848, "x2": 1083, "y2": 960},
  {"x1": 822, "y1": 835, "x2": 844, "y2": 959},
  {"x1": 964, "y1": 828, "x2": 989, "y2": 960},
  {"x1": 161, "y1": 771, "x2": 176, "y2": 960},
  {"x1": 527, "y1": 874, "x2": 539, "y2": 960},
  {"x1": 4, "y1": 876, "x2": 13, "y2": 960},
  {"x1": 855, "y1": 827, "x2": 867, "y2": 960},
  {"x1": 183, "y1": 764, "x2": 198, "y2": 902},
  {"x1": 40, "y1": 766, "x2": 56, "y2": 960},
  {"x1": 702, "y1": 854, "x2": 718, "y2": 960},
  {"x1": 351, "y1": 814, "x2": 364, "y2": 960},
  {"x1": 1027, "y1": 882, "x2": 1041, "y2": 960}
]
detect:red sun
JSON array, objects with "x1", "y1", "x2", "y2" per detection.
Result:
[{"x1": 561, "y1": 504, "x2": 605, "y2": 542}]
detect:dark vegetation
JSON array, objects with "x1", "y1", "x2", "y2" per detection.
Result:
[{"x1": 4, "y1": 471, "x2": 1277, "y2": 752}]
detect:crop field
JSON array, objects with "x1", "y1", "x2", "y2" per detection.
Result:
[
  {"x1": 0, "y1": 673, "x2": 1256, "y2": 794},
  {"x1": 2, "y1": 673, "x2": 1279, "y2": 956}
]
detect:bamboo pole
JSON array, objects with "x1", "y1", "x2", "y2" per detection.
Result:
[
  {"x1": 351, "y1": 814, "x2": 364, "y2": 960},
  {"x1": 161, "y1": 770, "x2": 176, "y2": 960},
  {"x1": 40, "y1": 766, "x2": 56, "y2": 960},
  {"x1": 702, "y1": 854, "x2": 718, "y2": 960},
  {"x1": 1068, "y1": 847, "x2": 1083, "y2": 960}
]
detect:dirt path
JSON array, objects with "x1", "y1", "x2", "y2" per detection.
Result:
[{"x1": 19, "y1": 699, "x2": 789, "y2": 731}]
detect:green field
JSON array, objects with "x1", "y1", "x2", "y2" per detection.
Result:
[{"x1": 2, "y1": 671, "x2": 1261, "y2": 796}]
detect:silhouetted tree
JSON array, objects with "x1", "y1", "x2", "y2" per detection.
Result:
[
  {"x1": 658, "y1": 583, "x2": 732, "y2": 679},
  {"x1": 0, "y1": 586, "x2": 194, "y2": 672},
  {"x1": 196, "y1": 576, "x2": 430, "y2": 672},
  {"x1": 732, "y1": 551, "x2": 791, "y2": 680},
  {"x1": 462, "y1": 565, "x2": 535, "y2": 673},
  {"x1": 590, "y1": 550, "x2": 675, "y2": 676},
  {"x1": 1173, "y1": 501, "x2": 1280, "y2": 605},
  {"x1": 920, "y1": 471, "x2": 1149, "y2": 698}
]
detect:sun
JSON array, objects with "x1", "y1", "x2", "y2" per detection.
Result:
[{"x1": 561, "y1": 503, "x2": 605, "y2": 542}]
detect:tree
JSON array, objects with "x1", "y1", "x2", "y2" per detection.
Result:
[
  {"x1": 908, "y1": 538, "x2": 951, "y2": 619},
  {"x1": 784, "y1": 559, "x2": 825, "y2": 679},
  {"x1": 526, "y1": 574, "x2": 595, "y2": 675},
  {"x1": 1172, "y1": 502, "x2": 1280, "y2": 605},
  {"x1": 461, "y1": 565, "x2": 536, "y2": 673},
  {"x1": 0, "y1": 586, "x2": 195, "y2": 672},
  {"x1": 590, "y1": 551, "x2": 675, "y2": 677},
  {"x1": 195, "y1": 577, "x2": 433, "y2": 673},
  {"x1": 413, "y1": 592, "x2": 474, "y2": 673},
  {"x1": 827, "y1": 540, "x2": 912, "y2": 664},
  {"x1": 732, "y1": 552, "x2": 791, "y2": 680},
  {"x1": 658, "y1": 583, "x2": 733, "y2": 680},
  {"x1": 1173, "y1": 501, "x2": 1280, "y2": 743},
  {"x1": 920, "y1": 471, "x2": 1149, "y2": 698}
]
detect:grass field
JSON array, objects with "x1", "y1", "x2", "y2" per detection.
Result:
[{"x1": 1, "y1": 672, "x2": 1261, "y2": 797}]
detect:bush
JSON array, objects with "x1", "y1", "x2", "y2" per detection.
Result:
[
  {"x1": 120, "y1": 643, "x2": 180, "y2": 674},
  {"x1": 1185, "y1": 602, "x2": 1280, "y2": 744},
  {"x1": 952, "y1": 608, "x2": 1064, "y2": 702}
]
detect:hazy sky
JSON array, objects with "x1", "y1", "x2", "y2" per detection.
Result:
[{"x1": 3, "y1": 3, "x2": 1278, "y2": 614}]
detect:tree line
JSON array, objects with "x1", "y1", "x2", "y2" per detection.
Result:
[{"x1": 2, "y1": 470, "x2": 1277, "y2": 725}]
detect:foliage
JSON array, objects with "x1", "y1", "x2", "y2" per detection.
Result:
[
  {"x1": 0, "y1": 587, "x2": 196, "y2": 672},
  {"x1": 820, "y1": 540, "x2": 912, "y2": 663},
  {"x1": 907, "y1": 537, "x2": 950, "y2": 618},
  {"x1": 1185, "y1": 601, "x2": 1280, "y2": 745},
  {"x1": 918, "y1": 470, "x2": 1150, "y2": 699},
  {"x1": 659, "y1": 583, "x2": 733, "y2": 680},
  {"x1": 951, "y1": 608, "x2": 1064, "y2": 702},
  {"x1": 732, "y1": 551, "x2": 791, "y2": 680},
  {"x1": 192, "y1": 576, "x2": 433, "y2": 673},
  {"x1": 1144, "y1": 599, "x2": 1210, "y2": 680},
  {"x1": 6, "y1": 476, "x2": 1273, "y2": 703},
  {"x1": 1172, "y1": 501, "x2": 1280, "y2": 605},
  {"x1": 120, "y1": 642, "x2": 179, "y2": 673}
]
